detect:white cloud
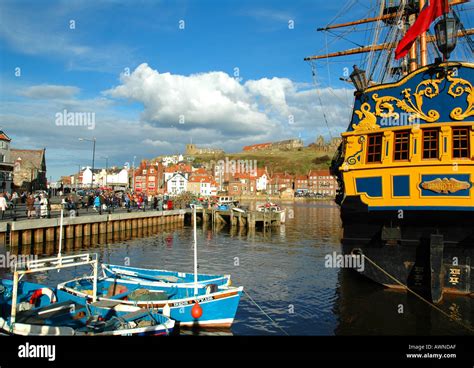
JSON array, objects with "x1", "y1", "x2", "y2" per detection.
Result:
[
  {"x1": 105, "y1": 63, "x2": 276, "y2": 135},
  {"x1": 19, "y1": 85, "x2": 80, "y2": 99},
  {"x1": 105, "y1": 63, "x2": 352, "y2": 139},
  {"x1": 2, "y1": 63, "x2": 353, "y2": 180}
]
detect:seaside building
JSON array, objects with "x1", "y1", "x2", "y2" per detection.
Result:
[
  {"x1": 11, "y1": 148, "x2": 47, "y2": 192},
  {"x1": 0, "y1": 131, "x2": 13, "y2": 193}
]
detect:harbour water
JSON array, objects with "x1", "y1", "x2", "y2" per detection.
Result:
[{"x1": 1, "y1": 201, "x2": 471, "y2": 335}]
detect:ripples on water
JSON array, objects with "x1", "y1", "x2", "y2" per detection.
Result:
[{"x1": 1, "y1": 201, "x2": 471, "y2": 335}]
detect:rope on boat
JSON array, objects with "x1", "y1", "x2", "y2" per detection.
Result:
[
  {"x1": 361, "y1": 254, "x2": 474, "y2": 334},
  {"x1": 242, "y1": 289, "x2": 290, "y2": 336}
]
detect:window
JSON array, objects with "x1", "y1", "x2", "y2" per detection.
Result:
[
  {"x1": 367, "y1": 134, "x2": 383, "y2": 163},
  {"x1": 422, "y1": 129, "x2": 439, "y2": 159},
  {"x1": 393, "y1": 131, "x2": 410, "y2": 161},
  {"x1": 452, "y1": 127, "x2": 470, "y2": 158}
]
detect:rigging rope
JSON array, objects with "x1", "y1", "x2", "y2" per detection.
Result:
[
  {"x1": 243, "y1": 289, "x2": 290, "y2": 336},
  {"x1": 310, "y1": 62, "x2": 334, "y2": 140}
]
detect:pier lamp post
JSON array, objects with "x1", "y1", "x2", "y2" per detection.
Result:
[
  {"x1": 350, "y1": 65, "x2": 368, "y2": 93},
  {"x1": 101, "y1": 156, "x2": 109, "y2": 187},
  {"x1": 434, "y1": 15, "x2": 459, "y2": 61},
  {"x1": 78, "y1": 137, "x2": 96, "y2": 189},
  {"x1": 132, "y1": 155, "x2": 136, "y2": 193}
]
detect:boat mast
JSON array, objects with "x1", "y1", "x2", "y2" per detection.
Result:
[
  {"x1": 193, "y1": 205, "x2": 198, "y2": 296},
  {"x1": 420, "y1": 0, "x2": 428, "y2": 66},
  {"x1": 306, "y1": 0, "x2": 471, "y2": 65},
  {"x1": 304, "y1": 29, "x2": 474, "y2": 60}
]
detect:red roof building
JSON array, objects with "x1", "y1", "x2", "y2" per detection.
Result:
[{"x1": 307, "y1": 169, "x2": 338, "y2": 196}]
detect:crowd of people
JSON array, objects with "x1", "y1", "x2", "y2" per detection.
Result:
[
  {"x1": 61, "y1": 190, "x2": 176, "y2": 216},
  {"x1": 0, "y1": 191, "x2": 50, "y2": 220},
  {"x1": 0, "y1": 188, "x2": 216, "y2": 221}
]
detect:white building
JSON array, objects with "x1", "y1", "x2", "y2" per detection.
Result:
[
  {"x1": 166, "y1": 173, "x2": 188, "y2": 195},
  {"x1": 255, "y1": 169, "x2": 269, "y2": 192},
  {"x1": 161, "y1": 154, "x2": 184, "y2": 167}
]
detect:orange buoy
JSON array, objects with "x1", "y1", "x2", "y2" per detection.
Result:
[{"x1": 191, "y1": 302, "x2": 203, "y2": 319}]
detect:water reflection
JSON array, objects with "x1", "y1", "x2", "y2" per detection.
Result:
[{"x1": 0, "y1": 200, "x2": 471, "y2": 335}]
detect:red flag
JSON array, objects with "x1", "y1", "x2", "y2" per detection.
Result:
[{"x1": 395, "y1": 0, "x2": 449, "y2": 60}]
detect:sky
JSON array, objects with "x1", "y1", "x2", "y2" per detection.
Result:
[{"x1": 0, "y1": 0, "x2": 379, "y2": 181}]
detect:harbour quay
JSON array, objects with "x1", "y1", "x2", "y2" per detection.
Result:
[{"x1": 0, "y1": 209, "x2": 186, "y2": 249}]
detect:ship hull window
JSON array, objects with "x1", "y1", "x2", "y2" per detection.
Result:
[
  {"x1": 367, "y1": 134, "x2": 383, "y2": 163},
  {"x1": 422, "y1": 129, "x2": 439, "y2": 160},
  {"x1": 393, "y1": 131, "x2": 410, "y2": 161},
  {"x1": 452, "y1": 127, "x2": 470, "y2": 159}
]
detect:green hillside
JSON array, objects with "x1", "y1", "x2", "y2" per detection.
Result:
[{"x1": 189, "y1": 147, "x2": 336, "y2": 175}]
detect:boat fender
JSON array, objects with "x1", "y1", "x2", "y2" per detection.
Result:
[
  {"x1": 205, "y1": 284, "x2": 218, "y2": 295},
  {"x1": 29, "y1": 288, "x2": 57, "y2": 306},
  {"x1": 191, "y1": 302, "x2": 203, "y2": 319},
  {"x1": 163, "y1": 303, "x2": 171, "y2": 317}
]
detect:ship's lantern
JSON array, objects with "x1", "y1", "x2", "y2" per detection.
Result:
[
  {"x1": 349, "y1": 65, "x2": 368, "y2": 93},
  {"x1": 434, "y1": 15, "x2": 459, "y2": 61}
]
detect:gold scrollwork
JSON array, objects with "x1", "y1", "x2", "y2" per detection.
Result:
[
  {"x1": 372, "y1": 75, "x2": 443, "y2": 123},
  {"x1": 351, "y1": 68, "x2": 473, "y2": 130},
  {"x1": 352, "y1": 103, "x2": 379, "y2": 131},
  {"x1": 447, "y1": 73, "x2": 474, "y2": 120}
]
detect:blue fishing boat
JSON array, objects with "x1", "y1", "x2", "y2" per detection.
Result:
[
  {"x1": 101, "y1": 263, "x2": 231, "y2": 288},
  {"x1": 58, "y1": 277, "x2": 243, "y2": 328},
  {"x1": 0, "y1": 254, "x2": 174, "y2": 336},
  {"x1": 58, "y1": 207, "x2": 243, "y2": 328}
]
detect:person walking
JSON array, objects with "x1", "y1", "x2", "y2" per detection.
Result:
[
  {"x1": 93, "y1": 195, "x2": 101, "y2": 212},
  {"x1": 26, "y1": 194, "x2": 35, "y2": 219},
  {"x1": 0, "y1": 194, "x2": 8, "y2": 220},
  {"x1": 11, "y1": 191, "x2": 19, "y2": 206},
  {"x1": 39, "y1": 194, "x2": 49, "y2": 218},
  {"x1": 34, "y1": 195, "x2": 41, "y2": 218}
]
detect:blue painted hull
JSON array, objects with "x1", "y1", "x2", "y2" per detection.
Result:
[
  {"x1": 102, "y1": 263, "x2": 231, "y2": 287},
  {"x1": 59, "y1": 277, "x2": 243, "y2": 328}
]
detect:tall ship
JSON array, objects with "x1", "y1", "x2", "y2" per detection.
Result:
[{"x1": 305, "y1": 0, "x2": 473, "y2": 303}]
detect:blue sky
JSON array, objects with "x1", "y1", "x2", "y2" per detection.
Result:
[{"x1": 0, "y1": 0, "x2": 375, "y2": 180}]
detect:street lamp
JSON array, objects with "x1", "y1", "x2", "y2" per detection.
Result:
[
  {"x1": 132, "y1": 155, "x2": 136, "y2": 192},
  {"x1": 349, "y1": 65, "x2": 368, "y2": 93},
  {"x1": 78, "y1": 137, "x2": 96, "y2": 189},
  {"x1": 434, "y1": 15, "x2": 459, "y2": 61},
  {"x1": 102, "y1": 156, "x2": 109, "y2": 187}
]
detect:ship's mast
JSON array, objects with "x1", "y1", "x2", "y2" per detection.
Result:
[
  {"x1": 306, "y1": 0, "x2": 471, "y2": 72},
  {"x1": 304, "y1": 29, "x2": 474, "y2": 60},
  {"x1": 420, "y1": 0, "x2": 428, "y2": 66}
]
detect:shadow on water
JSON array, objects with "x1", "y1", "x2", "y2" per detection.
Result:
[{"x1": 334, "y1": 269, "x2": 473, "y2": 335}]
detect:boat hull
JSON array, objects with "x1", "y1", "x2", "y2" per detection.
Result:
[
  {"x1": 59, "y1": 277, "x2": 243, "y2": 328},
  {"x1": 340, "y1": 195, "x2": 474, "y2": 301}
]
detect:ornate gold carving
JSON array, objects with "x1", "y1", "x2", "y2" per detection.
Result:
[
  {"x1": 352, "y1": 103, "x2": 379, "y2": 131},
  {"x1": 372, "y1": 75, "x2": 443, "y2": 123},
  {"x1": 421, "y1": 177, "x2": 470, "y2": 194},
  {"x1": 447, "y1": 73, "x2": 474, "y2": 120},
  {"x1": 350, "y1": 68, "x2": 474, "y2": 130}
]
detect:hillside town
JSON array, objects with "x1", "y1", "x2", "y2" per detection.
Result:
[{"x1": 0, "y1": 129, "x2": 339, "y2": 202}]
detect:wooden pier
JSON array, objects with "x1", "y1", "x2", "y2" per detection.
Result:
[
  {"x1": 0, "y1": 210, "x2": 186, "y2": 248},
  {"x1": 193, "y1": 208, "x2": 284, "y2": 228}
]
